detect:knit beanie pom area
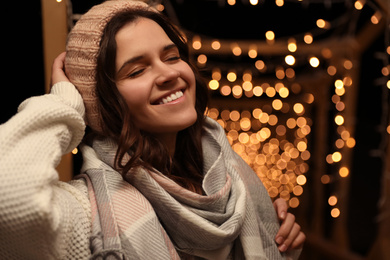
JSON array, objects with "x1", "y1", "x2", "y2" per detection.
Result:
[{"x1": 65, "y1": 0, "x2": 152, "y2": 134}]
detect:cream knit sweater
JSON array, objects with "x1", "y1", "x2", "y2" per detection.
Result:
[{"x1": 0, "y1": 82, "x2": 92, "y2": 259}]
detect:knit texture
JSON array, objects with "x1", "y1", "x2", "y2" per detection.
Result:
[
  {"x1": 0, "y1": 82, "x2": 91, "y2": 259},
  {"x1": 65, "y1": 0, "x2": 152, "y2": 133},
  {"x1": 76, "y1": 118, "x2": 292, "y2": 260},
  {"x1": 0, "y1": 82, "x2": 301, "y2": 259}
]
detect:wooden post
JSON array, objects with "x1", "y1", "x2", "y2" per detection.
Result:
[{"x1": 41, "y1": 0, "x2": 72, "y2": 181}]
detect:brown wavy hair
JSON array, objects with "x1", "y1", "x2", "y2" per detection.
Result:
[{"x1": 95, "y1": 9, "x2": 209, "y2": 194}]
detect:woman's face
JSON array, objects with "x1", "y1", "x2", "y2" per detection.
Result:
[{"x1": 115, "y1": 18, "x2": 197, "y2": 142}]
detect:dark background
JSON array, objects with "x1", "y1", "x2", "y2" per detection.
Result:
[{"x1": 1, "y1": 0, "x2": 388, "y2": 258}]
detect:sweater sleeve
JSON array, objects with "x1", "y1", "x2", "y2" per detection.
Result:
[{"x1": 0, "y1": 82, "x2": 92, "y2": 259}]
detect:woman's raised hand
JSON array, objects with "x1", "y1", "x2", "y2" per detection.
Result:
[
  {"x1": 273, "y1": 198, "x2": 306, "y2": 253},
  {"x1": 51, "y1": 52, "x2": 70, "y2": 85}
]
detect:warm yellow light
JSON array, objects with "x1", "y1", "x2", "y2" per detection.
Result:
[
  {"x1": 72, "y1": 148, "x2": 78, "y2": 154},
  {"x1": 286, "y1": 118, "x2": 296, "y2": 129},
  {"x1": 156, "y1": 4, "x2": 164, "y2": 11},
  {"x1": 275, "y1": 67, "x2": 285, "y2": 80},
  {"x1": 197, "y1": 54, "x2": 207, "y2": 65},
  {"x1": 259, "y1": 113, "x2": 270, "y2": 124},
  {"x1": 293, "y1": 103, "x2": 304, "y2": 114},
  {"x1": 335, "y1": 115, "x2": 344, "y2": 125},
  {"x1": 227, "y1": 71, "x2": 237, "y2": 82},
  {"x1": 321, "y1": 175, "x2": 330, "y2": 184},
  {"x1": 343, "y1": 76, "x2": 353, "y2": 87},
  {"x1": 265, "y1": 87, "x2": 276, "y2": 97},
  {"x1": 327, "y1": 66, "x2": 337, "y2": 76},
  {"x1": 242, "y1": 71, "x2": 252, "y2": 81},
  {"x1": 316, "y1": 19, "x2": 328, "y2": 29},
  {"x1": 240, "y1": 118, "x2": 252, "y2": 131},
  {"x1": 331, "y1": 208, "x2": 340, "y2": 218},
  {"x1": 250, "y1": 0, "x2": 259, "y2": 5},
  {"x1": 265, "y1": 31, "x2": 275, "y2": 41},
  {"x1": 309, "y1": 57, "x2": 320, "y2": 67},
  {"x1": 346, "y1": 137, "x2": 356, "y2": 148},
  {"x1": 253, "y1": 86, "x2": 263, "y2": 96},
  {"x1": 229, "y1": 110, "x2": 240, "y2": 121},
  {"x1": 328, "y1": 195, "x2": 338, "y2": 206},
  {"x1": 387, "y1": 80, "x2": 390, "y2": 89},
  {"x1": 238, "y1": 132, "x2": 250, "y2": 144},
  {"x1": 232, "y1": 44, "x2": 242, "y2": 56},
  {"x1": 335, "y1": 139, "x2": 345, "y2": 149},
  {"x1": 255, "y1": 60, "x2": 266, "y2": 71},
  {"x1": 208, "y1": 80, "x2": 219, "y2": 90},
  {"x1": 212, "y1": 69, "x2": 221, "y2": 81},
  {"x1": 297, "y1": 141, "x2": 307, "y2": 152},
  {"x1": 211, "y1": 40, "x2": 221, "y2": 50},
  {"x1": 275, "y1": 0, "x2": 284, "y2": 7},
  {"x1": 339, "y1": 167, "x2": 349, "y2": 177},
  {"x1": 296, "y1": 175, "x2": 307, "y2": 185},
  {"x1": 285, "y1": 55, "x2": 296, "y2": 65},
  {"x1": 272, "y1": 99, "x2": 283, "y2": 110},
  {"x1": 332, "y1": 152, "x2": 342, "y2": 162},
  {"x1": 192, "y1": 36, "x2": 201, "y2": 50},
  {"x1": 335, "y1": 87, "x2": 345, "y2": 96},
  {"x1": 387, "y1": 125, "x2": 390, "y2": 134},
  {"x1": 232, "y1": 85, "x2": 243, "y2": 97},
  {"x1": 304, "y1": 33, "x2": 313, "y2": 44},
  {"x1": 343, "y1": 60, "x2": 353, "y2": 70},
  {"x1": 242, "y1": 81, "x2": 253, "y2": 91},
  {"x1": 207, "y1": 108, "x2": 219, "y2": 120},
  {"x1": 288, "y1": 38, "x2": 297, "y2": 52},
  {"x1": 387, "y1": 46, "x2": 390, "y2": 55},
  {"x1": 220, "y1": 85, "x2": 231, "y2": 96},
  {"x1": 382, "y1": 66, "x2": 390, "y2": 76},
  {"x1": 227, "y1": 0, "x2": 236, "y2": 5},
  {"x1": 252, "y1": 108, "x2": 262, "y2": 119},
  {"x1": 279, "y1": 87, "x2": 289, "y2": 98},
  {"x1": 289, "y1": 197, "x2": 300, "y2": 208},
  {"x1": 285, "y1": 68, "x2": 295, "y2": 79},
  {"x1": 354, "y1": 0, "x2": 365, "y2": 10},
  {"x1": 56, "y1": 0, "x2": 62, "y2": 2},
  {"x1": 334, "y1": 79, "x2": 344, "y2": 89},
  {"x1": 248, "y1": 46, "x2": 258, "y2": 58}
]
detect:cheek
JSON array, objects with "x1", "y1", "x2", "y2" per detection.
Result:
[{"x1": 117, "y1": 82, "x2": 150, "y2": 110}]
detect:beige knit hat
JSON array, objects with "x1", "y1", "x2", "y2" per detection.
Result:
[{"x1": 65, "y1": 0, "x2": 152, "y2": 133}]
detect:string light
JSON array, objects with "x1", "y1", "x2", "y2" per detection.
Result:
[
  {"x1": 288, "y1": 38, "x2": 297, "y2": 52},
  {"x1": 211, "y1": 40, "x2": 221, "y2": 50},
  {"x1": 309, "y1": 57, "x2": 320, "y2": 67},
  {"x1": 192, "y1": 35, "x2": 202, "y2": 50},
  {"x1": 185, "y1": 0, "x2": 387, "y2": 218},
  {"x1": 354, "y1": 0, "x2": 365, "y2": 10}
]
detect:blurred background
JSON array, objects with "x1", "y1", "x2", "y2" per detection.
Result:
[{"x1": 1, "y1": 0, "x2": 389, "y2": 259}]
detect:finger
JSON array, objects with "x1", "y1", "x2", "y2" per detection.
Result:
[
  {"x1": 278, "y1": 222, "x2": 301, "y2": 252},
  {"x1": 52, "y1": 52, "x2": 66, "y2": 71},
  {"x1": 273, "y1": 198, "x2": 287, "y2": 220},
  {"x1": 275, "y1": 212, "x2": 295, "y2": 245},
  {"x1": 51, "y1": 52, "x2": 69, "y2": 85},
  {"x1": 290, "y1": 231, "x2": 306, "y2": 249}
]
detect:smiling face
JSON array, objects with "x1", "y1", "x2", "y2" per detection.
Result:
[{"x1": 115, "y1": 18, "x2": 197, "y2": 145}]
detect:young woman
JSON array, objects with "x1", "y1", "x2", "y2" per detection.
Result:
[{"x1": 0, "y1": 0, "x2": 305, "y2": 259}]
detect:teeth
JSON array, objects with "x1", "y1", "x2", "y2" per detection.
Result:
[{"x1": 161, "y1": 90, "x2": 183, "y2": 104}]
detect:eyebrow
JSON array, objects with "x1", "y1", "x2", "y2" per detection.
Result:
[{"x1": 116, "y1": 43, "x2": 178, "y2": 75}]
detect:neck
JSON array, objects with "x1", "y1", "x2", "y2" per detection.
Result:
[{"x1": 155, "y1": 132, "x2": 177, "y2": 157}]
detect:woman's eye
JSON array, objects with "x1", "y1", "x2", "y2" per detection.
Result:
[
  {"x1": 166, "y1": 56, "x2": 181, "y2": 62},
  {"x1": 127, "y1": 68, "x2": 144, "y2": 78}
]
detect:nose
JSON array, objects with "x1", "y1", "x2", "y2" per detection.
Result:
[{"x1": 155, "y1": 62, "x2": 180, "y2": 87}]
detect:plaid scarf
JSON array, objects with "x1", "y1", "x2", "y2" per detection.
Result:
[{"x1": 77, "y1": 118, "x2": 291, "y2": 259}]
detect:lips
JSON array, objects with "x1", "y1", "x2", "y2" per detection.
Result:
[{"x1": 152, "y1": 89, "x2": 185, "y2": 105}]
